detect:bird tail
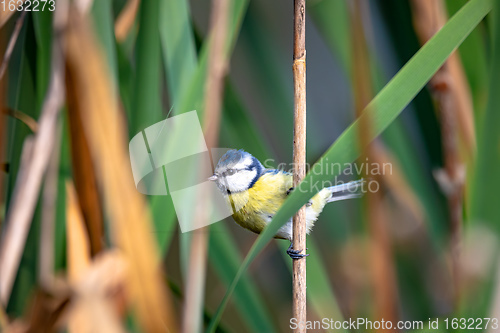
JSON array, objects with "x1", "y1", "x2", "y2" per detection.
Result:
[{"x1": 326, "y1": 179, "x2": 365, "y2": 203}]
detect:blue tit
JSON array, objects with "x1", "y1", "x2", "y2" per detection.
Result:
[{"x1": 209, "y1": 149, "x2": 364, "y2": 259}]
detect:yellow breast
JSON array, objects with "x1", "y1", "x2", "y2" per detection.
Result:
[
  {"x1": 226, "y1": 171, "x2": 331, "y2": 238},
  {"x1": 228, "y1": 171, "x2": 292, "y2": 236}
]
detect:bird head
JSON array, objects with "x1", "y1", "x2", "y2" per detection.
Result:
[{"x1": 209, "y1": 149, "x2": 263, "y2": 194}]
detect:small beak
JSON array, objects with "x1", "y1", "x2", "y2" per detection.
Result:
[{"x1": 208, "y1": 174, "x2": 218, "y2": 181}]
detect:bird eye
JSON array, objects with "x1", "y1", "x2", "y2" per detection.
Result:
[{"x1": 226, "y1": 169, "x2": 236, "y2": 176}]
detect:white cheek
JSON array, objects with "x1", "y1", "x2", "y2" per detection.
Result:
[{"x1": 225, "y1": 170, "x2": 257, "y2": 192}]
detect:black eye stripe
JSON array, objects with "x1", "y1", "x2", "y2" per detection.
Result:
[{"x1": 219, "y1": 157, "x2": 262, "y2": 184}]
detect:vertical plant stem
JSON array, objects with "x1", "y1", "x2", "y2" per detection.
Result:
[
  {"x1": 39, "y1": 119, "x2": 62, "y2": 289},
  {"x1": 65, "y1": 12, "x2": 178, "y2": 331},
  {"x1": 65, "y1": 180, "x2": 91, "y2": 284},
  {"x1": 351, "y1": 0, "x2": 399, "y2": 325},
  {"x1": 0, "y1": 1, "x2": 66, "y2": 304},
  {"x1": 292, "y1": 0, "x2": 307, "y2": 330},
  {"x1": 410, "y1": 0, "x2": 468, "y2": 304},
  {"x1": 435, "y1": 70, "x2": 464, "y2": 304},
  {"x1": 182, "y1": 0, "x2": 230, "y2": 332},
  {"x1": 410, "y1": 0, "x2": 475, "y2": 157},
  {"x1": 67, "y1": 67, "x2": 105, "y2": 256}
]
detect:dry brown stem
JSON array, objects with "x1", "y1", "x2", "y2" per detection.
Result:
[
  {"x1": 410, "y1": 0, "x2": 468, "y2": 304},
  {"x1": 351, "y1": 0, "x2": 399, "y2": 326},
  {"x1": 66, "y1": 180, "x2": 92, "y2": 283},
  {"x1": 66, "y1": 66, "x2": 105, "y2": 256},
  {"x1": 39, "y1": 119, "x2": 62, "y2": 289},
  {"x1": 182, "y1": 0, "x2": 230, "y2": 332},
  {"x1": 410, "y1": 0, "x2": 475, "y2": 157},
  {"x1": 0, "y1": 6, "x2": 65, "y2": 304},
  {"x1": 292, "y1": 0, "x2": 307, "y2": 331},
  {"x1": 64, "y1": 11, "x2": 177, "y2": 332}
]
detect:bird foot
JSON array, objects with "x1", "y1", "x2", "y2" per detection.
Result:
[{"x1": 287, "y1": 243, "x2": 309, "y2": 260}]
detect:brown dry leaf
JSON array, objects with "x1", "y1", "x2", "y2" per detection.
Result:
[
  {"x1": 68, "y1": 251, "x2": 128, "y2": 333},
  {"x1": 26, "y1": 289, "x2": 71, "y2": 333},
  {"x1": 68, "y1": 297, "x2": 124, "y2": 333},
  {"x1": 114, "y1": 0, "x2": 140, "y2": 42},
  {"x1": 73, "y1": 251, "x2": 128, "y2": 311},
  {"x1": 66, "y1": 180, "x2": 92, "y2": 282},
  {"x1": 3, "y1": 283, "x2": 72, "y2": 333},
  {"x1": 64, "y1": 10, "x2": 177, "y2": 333},
  {"x1": 3, "y1": 108, "x2": 38, "y2": 132},
  {"x1": 66, "y1": 71, "x2": 105, "y2": 256}
]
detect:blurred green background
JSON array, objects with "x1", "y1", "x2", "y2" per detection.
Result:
[{"x1": 1, "y1": 0, "x2": 499, "y2": 332}]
